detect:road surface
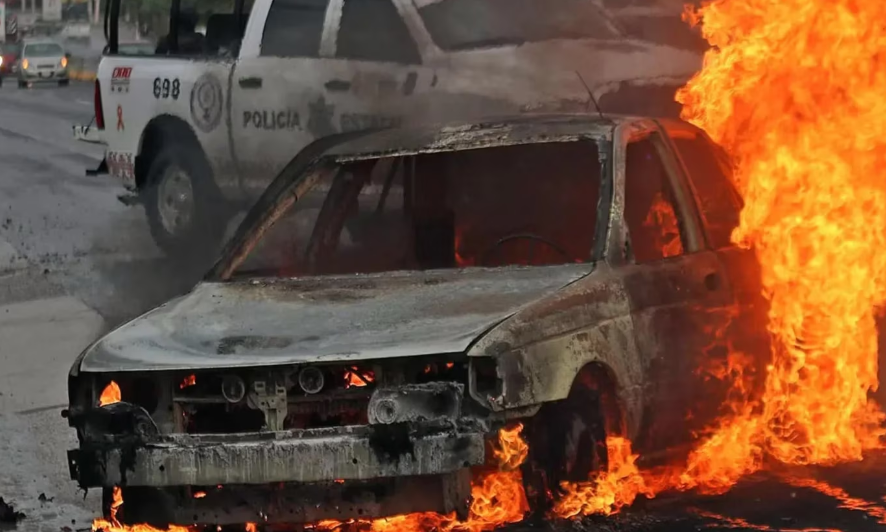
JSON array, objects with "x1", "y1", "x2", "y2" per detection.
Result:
[{"x1": 1, "y1": 82, "x2": 886, "y2": 532}]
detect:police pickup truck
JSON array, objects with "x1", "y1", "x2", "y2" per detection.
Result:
[{"x1": 77, "y1": 0, "x2": 702, "y2": 255}]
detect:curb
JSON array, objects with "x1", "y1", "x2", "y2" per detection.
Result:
[{"x1": 69, "y1": 68, "x2": 96, "y2": 82}]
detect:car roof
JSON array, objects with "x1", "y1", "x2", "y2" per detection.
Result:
[{"x1": 319, "y1": 113, "x2": 638, "y2": 163}]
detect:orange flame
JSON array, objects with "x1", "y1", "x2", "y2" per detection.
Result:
[
  {"x1": 179, "y1": 375, "x2": 196, "y2": 389},
  {"x1": 674, "y1": 0, "x2": 886, "y2": 482},
  {"x1": 245, "y1": 524, "x2": 257, "y2": 532},
  {"x1": 344, "y1": 367, "x2": 374, "y2": 388},
  {"x1": 99, "y1": 381, "x2": 121, "y2": 407},
  {"x1": 549, "y1": 0, "x2": 886, "y2": 516},
  {"x1": 92, "y1": 486, "x2": 195, "y2": 531},
  {"x1": 314, "y1": 425, "x2": 528, "y2": 532},
  {"x1": 192, "y1": 491, "x2": 206, "y2": 499},
  {"x1": 553, "y1": 437, "x2": 655, "y2": 518}
]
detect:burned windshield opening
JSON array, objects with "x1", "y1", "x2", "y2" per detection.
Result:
[{"x1": 232, "y1": 140, "x2": 606, "y2": 278}]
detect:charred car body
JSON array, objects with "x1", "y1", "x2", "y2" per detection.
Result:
[{"x1": 65, "y1": 114, "x2": 769, "y2": 527}]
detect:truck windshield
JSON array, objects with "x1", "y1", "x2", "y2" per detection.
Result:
[
  {"x1": 417, "y1": 0, "x2": 619, "y2": 50},
  {"x1": 231, "y1": 140, "x2": 606, "y2": 278},
  {"x1": 24, "y1": 43, "x2": 63, "y2": 57}
]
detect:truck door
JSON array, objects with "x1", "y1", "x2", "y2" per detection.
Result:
[
  {"x1": 230, "y1": 0, "x2": 331, "y2": 198},
  {"x1": 317, "y1": 0, "x2": 439, "y2": 133},
  {"x1": 231, "y1": 0, "x2": 439, "y2": 199}
]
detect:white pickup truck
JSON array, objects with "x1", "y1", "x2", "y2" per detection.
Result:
[{"x1": 76, "y1": 0, "x2": 701, "y2": 255}]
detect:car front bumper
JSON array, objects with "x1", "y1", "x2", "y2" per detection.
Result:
[
  {"x1": 68, "y1": 418, "x2": 488, "y2": 488},
  {"x1": 20, "y1": 68, "x2": 68, "y2": 81}
]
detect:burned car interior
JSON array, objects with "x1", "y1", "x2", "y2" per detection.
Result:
[{"x1": 234, "y1": 140, "x2": 604, "y2": 278}]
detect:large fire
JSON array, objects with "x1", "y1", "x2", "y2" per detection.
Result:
[{"x1": 555, "y1": 0, "x2": 886, "y2": 515}]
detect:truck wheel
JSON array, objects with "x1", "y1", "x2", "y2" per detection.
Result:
[
  {"x1": 521, "y1": 380, "x2": 609, "y2": 515},
  {"x1": 143, "y1": 143, "x2": 227, "y2": 258}
]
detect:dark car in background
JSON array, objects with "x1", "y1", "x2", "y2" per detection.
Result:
[{"x1": 0, "y1": 41, "x2": 22, "y2": 84}]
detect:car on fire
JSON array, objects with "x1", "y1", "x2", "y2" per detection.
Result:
[{"x1": 64, "y1": 113, "x2": 770, "y2": 528}]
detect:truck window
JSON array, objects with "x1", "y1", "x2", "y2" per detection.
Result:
[
  {"x1": 260, "y1": 0, "x2": 328, "y2": 57},
  {"x1": 417, "y1": 0, "x2": 619, "y2": 51},
  {"x1": 336, "y1": 0, "x2": 421, "y2": 64},
  {"x1": 624, "y1": 135, "x2": 686, "y2": 263},
  {"x1": 670, "y1": 133, "x2": 741, "y2": 249},
  {"x1": 128, "y1": 0, "x2": 250, "y2": 56}
]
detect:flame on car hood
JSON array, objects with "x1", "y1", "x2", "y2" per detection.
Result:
[{"x1": 76, "y1": 264, "x2": 594, "y2": 373}]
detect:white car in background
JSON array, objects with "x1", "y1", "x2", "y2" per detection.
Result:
[
  {"x1": 78, "y1": 0, "x2": 702, "y2": 256},
  {"x1": 17, "y1": 38, "x2": 69, "y2": 88}
]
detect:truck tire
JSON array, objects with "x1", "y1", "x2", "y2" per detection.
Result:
[{"x1": 143, "y1": 143, "x2": 227, "y2": 258}]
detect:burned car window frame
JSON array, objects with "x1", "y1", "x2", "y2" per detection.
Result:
[
  {"x1": 607, "y1": 119, "x2": 706, "y2": 267},
  {"x1": 210, "y1": 122, "x2": 616, "y2": 281}
]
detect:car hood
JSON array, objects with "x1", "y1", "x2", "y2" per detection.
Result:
[{"x1": 78, "y1": 264, "x2": 594, "y2": 373}]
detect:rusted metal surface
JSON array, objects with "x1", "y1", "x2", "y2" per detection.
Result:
[
  {"x1": 70, "y1": 419, "x2": 487, "y2": 487},
  {"x1": 467, "y1": 269, "x2": 647, "y2": 440},
  {"x1": 77, "y1": 264, "x2": 593, "y2": 373},
  {"x1": 368, "y1": 382, "x2": 464, "y2": 425}
]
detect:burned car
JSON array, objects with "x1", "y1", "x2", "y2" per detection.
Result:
[{"x1": 65, "y1": 114, "x2": 769, "y2": 527}]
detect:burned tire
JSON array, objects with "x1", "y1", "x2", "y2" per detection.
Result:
[
  {"x1": 143, "y1": 142, "x2": 227, "y2": 259},
  {"x1": 521, "y1": 379, "x2": 609, "y2": 515}
]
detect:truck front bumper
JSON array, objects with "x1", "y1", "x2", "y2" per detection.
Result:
[
  {"x1": 68, "y1": 418, "x2": 488, "y2": 488},
  {"x1": 73, "y1": 123, "x2": 103, "y2": 144}
]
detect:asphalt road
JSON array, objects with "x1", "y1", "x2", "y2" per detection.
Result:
[{"x1": 1, "y1": 81, "x2": 886, "y2": 532}]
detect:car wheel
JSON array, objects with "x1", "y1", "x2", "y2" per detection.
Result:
[
  {"x1": 521, "y1": 378, "x2": 609, "y2": 515},
  {"x1": 143, "y1": 143, "x2": 228, "y2": 259},
  {"x1": 58, "y1": 79, "x2": 69, "y2": 87},
  {"x1": 17, "y1": 80, "x2": 26, "y2": 89}
]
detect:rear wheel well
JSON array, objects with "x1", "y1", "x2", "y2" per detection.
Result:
[{"x1": 136, "y1": 116, "x2": 201, "y2": 190}]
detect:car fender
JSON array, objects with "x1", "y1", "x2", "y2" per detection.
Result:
[{"x1": 467, "y1": 268, "x2": 647, "y2": 441}]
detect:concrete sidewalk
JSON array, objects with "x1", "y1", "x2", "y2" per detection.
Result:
[
  {"x1": 0, "y1": 249, "x2": 106, "y2": 528},
  {"x1": 0, "y1": 295, "x2": 104, "y2": 413}
]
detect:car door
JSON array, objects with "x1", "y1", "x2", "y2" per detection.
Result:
[
  {"x1": 230, "y1": 0, "x2": 337, "y2": 198},
  {"x1": 611, "y1": 122, "x2": 737, "y2": 458},
  {"x1": 660, "y1": 119, "x2": 771, "y2": 418},
  {"x1": 317, "y1": 0, "x2": 441, "y2": 132}
]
